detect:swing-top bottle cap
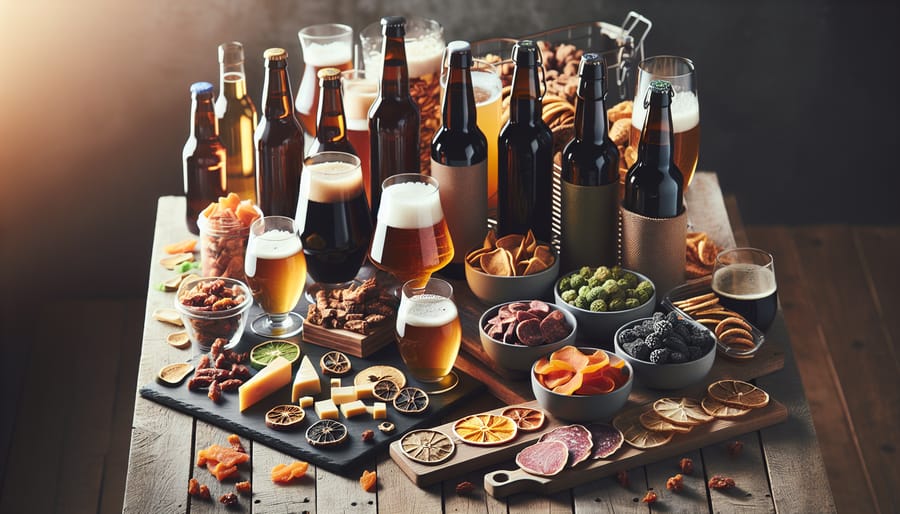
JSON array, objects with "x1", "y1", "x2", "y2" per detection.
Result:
[
  {"x1": 577, "y1": 53, "x2": 606, "y2": 81},
  {"x1": 190, "y1": 82, "x2": 214, "y2": 95},
  {"x1": 511, "y1": 40, "x2": 540, "y2": 66},
  {"x1": 263, "y1": 48, "x2": 288, "y2": 61},
  {"x1": 649, "y1": 79, "x2": 673, "y2": 94}
]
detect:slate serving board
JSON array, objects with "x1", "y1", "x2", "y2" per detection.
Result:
[{"x1": 140, "y1": 327, "x2": 481, "y2": 476}]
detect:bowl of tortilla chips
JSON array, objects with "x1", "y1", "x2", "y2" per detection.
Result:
[{"x1": 465, "y1": 230, "x2": 560, "y2": 305}]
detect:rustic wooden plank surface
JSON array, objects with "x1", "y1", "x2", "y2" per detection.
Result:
[
  {"x1": 701, "y1": 434, "x2": 774, "y2": 512},
  {"x1": 251, "y1": 441, "x2": 318, "y2": 513},
  {"x1": 644, "y1": 449, "x2": 707, "y2": 511},
  {"x1": 572, "y1": 470, "x2": 645, "y2": 514}
]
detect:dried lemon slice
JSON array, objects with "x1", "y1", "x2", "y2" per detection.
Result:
[
  {"x1": 265, "y1": 404, "x2": 306, "y2": 431},
  {"x1": 652, "y1": 397, "x2": 715, "y2": 426},
  {"x1": 320, "y1": 351, "x2": 352, "y2": 376},
  {"x1": 354, "y1": 365, "x2": 407, "y2": 389},
  {"x1": 501, "y1": 407, "x2": 546, "y2": 432},
  {"x1": 250, "y1": 340, "x2": 301, "y2": 370},
  {"x1": 393, "y1": 387, "x2": 429, "y2": 414},
  {"x1": 306, "y1": 419, "x2": 348, "y2": 447},
  {"x1": 613, "y1": 409, "x2": 674, "y2": 449},
  {"x1": 639, "y1": 409, "x2": 693, "y2": 434},
  {"x1": 452, "y1": 414, "x2": 518, "y2": 446},
  {"x1": 400, "y1": 429, "x2": 455, "y2": 464},
  {"x1": 372, "y1": 379, "x2": 400, "y2": 401},
  {"x1": 707, "y1": 379, "x2": 770, "y2": 409},
  {"x1": 701, "y1": 395, "x2": 751, "y2": 419}
]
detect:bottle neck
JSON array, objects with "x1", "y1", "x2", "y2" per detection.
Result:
[
  {"x1": 442, "y1": 65, "x2": 478, "y2": 132},
  {"x1": 574, "y1": 84, "x2": 609, "y2": 145},
  {"x1": 192, "y1": 94, "x2": 219, "y2": 139},
  {"x1": 219, "y1": 61, "x2": 248, "y2": 99},
  {"x1": 316, "y1": 80, "x2": 348, "y2": 143},
  {"x1": 262, "y1": 62, "x2": 294, "y2": 119},
  {"x1": 509, "y1": 64, "x2": 541, "y2": 123},
  {"x1": 380, "y1": 34, "x2": 410, "y2": 98},
  {"x1": 638, "y1": 95, "x2": 675, "y2": 166}
]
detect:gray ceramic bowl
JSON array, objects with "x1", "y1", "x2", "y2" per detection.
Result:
[
  {"x1": 478, "y1": 301, "x2": 577, "y2": 374},
  {"x1": 553, "y1": 268, "x2": 656, "y2": 343},
  {"x1": 613, "y1": 317, "x2": 716, "y2": 390},
  {"x1": 530, "y1": 347, "x2": 633, "y2": 422},
  {"x1": 465, "y1": 245, "x2": 560, "y2": 305}
]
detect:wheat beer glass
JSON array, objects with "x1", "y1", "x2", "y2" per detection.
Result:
[
  {"x1": 629, "y1": 56, "x2": 699, "y2": 189},
  {"x1": 368, "y1": 174, "x2": 454, "y2": 291},
  {"x1": 396, "y1": 277, "x2": 461, "y2": 393},
  {"x1": 712, "y1": 248, "x2": 778, "y2": 331},
  {"x1": 295, "y1": 24, "x2": 353, "y2": 136},
  {"x1": 296, "y1": 152, "x2": 373, "y2": 295},
  {"x1": 245, "y1": 216, "x2": 307, "y2": 337}
]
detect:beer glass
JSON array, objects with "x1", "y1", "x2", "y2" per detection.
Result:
[
  {"x1": 629, "y1": 56, "x2": 700, "y2": 189},
  {"x1": 712, "y1": 248, "x2": 778, "y2": 331},
  {"x1": 396, "y1": 277, "x2": 461, "y2": 393},
  {"x1": 245, "y1": 216, "x2": 307, "y2": 337},
  {"x1": 341, "y1": 69, "x2": 378, "y2": 208},
  {"x1": 296, "y1": 152, "x2": 373, "y2": 297},
  {"x1": 368, "y1": 174, "x2": 454, "y2": 291},
  {"x1": 295, "y1": 23, "x2": 353, "y2": 137}
]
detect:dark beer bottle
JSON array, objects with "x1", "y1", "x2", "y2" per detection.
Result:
[
  {"x1": 307, "y1": 67, "x2": 357, "y2": 157},
  {"x1": 431, "y1": 41, "x2": 488, "y2": 276},
  {"x1": 183, "y1": 82, "x2": 227, "y2": 235},
  {"x1": 255, "y1": 48, "x2": 305, "y2": 217},
  {"x1": 560, "y1": 54, "x2": 620, "y2": 269},
  {"x1": 215, "y1": 42, "x2": 258, "y2": 203},
  {"x1": 497, "y1": 40, "x2": 553, "y2": 241},
  {"x1": 624, "y1": 79, "x2": 684, "y2": 218},
  {"x1": 368, "y1": 16, "x2": 421, "y2": 216}
]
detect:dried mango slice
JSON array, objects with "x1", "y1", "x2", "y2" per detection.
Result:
[
  {"x1": 552, "y1": 372, "x2": 583, "y2": 395},
  {"x1": 543, "y1": 370, "x2": 576, "y2": 390},
  {"x1": 549, "y1": 346, "x2": 590, "y2": 370}
]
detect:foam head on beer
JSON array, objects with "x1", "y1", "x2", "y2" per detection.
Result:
[
  {"x1": 301, "y1": 160, "x2": 364, "y2": 203},
  {"x1": 395, "y1": 293, "x2": 458, "y2": 337},
  {"x1": 244, "y1": 229, "x2": 303, "y2": 278}
]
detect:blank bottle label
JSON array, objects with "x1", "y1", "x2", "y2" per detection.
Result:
[{"x1": 431, "y1": 160, "x2": 487, "y2": 264}]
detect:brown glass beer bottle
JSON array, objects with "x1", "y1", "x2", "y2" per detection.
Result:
[
  {"x1": 183, "y1": 81, "x2": 227, "y2": 235},
  {"x1": 497, "y1": 40, "x2": 553, "y2": 241},
  {"x1": 624, "y1": 79, "x2": 684, "y2": 218},
  {"x1": 368, "y1": 16, "x2": 421, "y2": 216},
  {"x1": 307, "y1": 68, "x2": 357, "y2": 157},
  {"x1": 255, "y1": 48, "x2": 305, "y2": 217},
  {"x1": 560, "y1": 54, "x2": 620, "y2": 269},
  {"x1": 431, "y1": 41, "x2": 488, "y2": 277},
  {"x1": 215, "y1": 42, "x2": 258, "y2": 203}
]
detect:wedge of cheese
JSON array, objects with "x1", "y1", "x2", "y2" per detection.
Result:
[
  {"x1": 340, "y1": 400, "x2": 367, "y2": 418},
  {"x1": 315, "y1": 399, "x2": 339, "y2": 420},
  {"x1": 238, "y1": 356, "x2": 292, "y2": 412},
  {"x1": 292, "y1": 356, "x2": 321, "y2": 402}
]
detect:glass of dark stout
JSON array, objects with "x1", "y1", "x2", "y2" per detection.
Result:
[{"x1": 711, "y1": 248, "x2": 778, "y2": 331}]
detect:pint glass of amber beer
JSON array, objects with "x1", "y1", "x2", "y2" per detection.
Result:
[
  {"x1": 296, "y1": 152, "x2": 373, "y2": 294},
  {"x1": 396, "y1": 277, "x2": 461, "y2": 392},
  {"x1": 368, "y1": 174, "x2": 454, "y2": 289},
  {"x1": 245, "y1": 216, "x2": 307, "y2": 337}
]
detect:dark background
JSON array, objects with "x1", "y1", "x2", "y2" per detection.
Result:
[{"x1": 0, "y1": 0, "x2": 897, "y2": 491}]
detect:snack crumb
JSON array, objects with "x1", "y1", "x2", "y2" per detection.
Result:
[
  {"x1": 679, "y1": 457, "x2": 694, "y2": 474},
  {"x1": 666, "y1": 474, "x2": 684, "y2": 492},
  {"x1": 641, "y1": 490, "x2": 658, "y2": 503},
  {"x1": 455, "y1": 481, "x2": 475, "y2": 495}
]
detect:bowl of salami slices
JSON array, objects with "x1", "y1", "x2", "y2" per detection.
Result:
[{"x1": 478, "y1": 300, "x2": 577, "y2": 373}]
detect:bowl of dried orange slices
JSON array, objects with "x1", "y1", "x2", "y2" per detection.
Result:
[{"x1": 465, "y1": 230, "x2": 559, "y2": 305}]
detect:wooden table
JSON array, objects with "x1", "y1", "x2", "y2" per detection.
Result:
[{"x1": 123, "y1": 173, "x2": 835, "y2": 513}]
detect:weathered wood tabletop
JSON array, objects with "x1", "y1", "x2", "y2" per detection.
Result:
[{"x1": 123, "y1": 172, "x2": 836, "y2": 513}]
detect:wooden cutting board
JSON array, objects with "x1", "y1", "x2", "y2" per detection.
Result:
[{"x1": 389, "y1": 397, "x2": 787, "y2": 493}]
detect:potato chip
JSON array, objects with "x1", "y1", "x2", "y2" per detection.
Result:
[
  {"x1": 533, "y1": 245, "x2": 554, "y2": 267},
  {"x1": 496, "y1": 234, "x2": 523, "y2": 253},
  {"x1": 466, "y1": 247, "x2": 489, "y2": 266},
  {"x1": 481, "y1": 248, "x2": 514, "y2": 276},
  {"x1": 469, "y1": 230, "x2": 555, "y2": 276},
  {"x1": 483, "y1": 229, "x2": 497, "y2": 250},
  {"x1": 523, "y1": 257, "x2": 550, "y2": 275}
]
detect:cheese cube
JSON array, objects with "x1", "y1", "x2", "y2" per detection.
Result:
[
  {"x1": 314, "y1": 399, "x2": 339, "y2": 420},
  {"x1": 330, "y1": 378, "x2": 341, "y2": 388},
  {"x1": 331, "y1": 385, "x2": 357, "y2": 405},
  {"x1": 354, "y1": 381, "x2": 375, "y2": 400},
  {"x1": 340, "y1": 400, "x2": 368, "y2": 418},
  {"x1": 298, "y1": 396, "x2": 314, "y2": 408},
  {"x1": 371, "y1": 402, "x2": 387, "y2": 419},
  {"x1": 238, "y1": 356, "x2": 292, "y2": 412},
  {"x1": 292, "y1": 356, "x2": 321, "y2": 402}
]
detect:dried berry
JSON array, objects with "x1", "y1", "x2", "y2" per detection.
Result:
[
  {"x1": 198, "y1": 484, "x2": 211, "y2": 500},
  {"x1": 455, "y1": 481, "x2": 475, "y2": 495},
  {"x1": 641, "y1": 490, "x2": 658, "y2": 503},
  {"x1": 219, "y1": 492, "x2": 238, "y2": 506},
  {"x1": 679, "y1": 457, "x2": 694, "y2": 475},
  {"x1": 188, "y1": 478, "x2": 201, "y2": 497},
  {"x1": 361, "y1": 429, "x2": 375, "y2": 442},
  {"x1": 666, "y1": 474, "x2": 684, "y2": 492},
  {"x1": 727, "y1": 440, "x2": 744, "y2": 457},
  {"x1": 708, "y1": 475, "x2": 736, "y2": 490},
  {"x1": 235, "y1": 481, "x2": 252, "y2": 495}
]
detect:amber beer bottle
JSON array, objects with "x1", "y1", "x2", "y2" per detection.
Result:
[
  {"x1": 431, "y1": 41, "x2": 488, "y2": 276},
  {"x1": 368, "y1": 16, "x2": 421, "y2": 216},
  {"x1": 183, "y1": 82, "x2": 227, "y2": 235},
  {"x1": 560, "y1": 54, "x2": 620, "y2": 270},
  {"x1": 497, "y1": 40, "x2": 553, "y2": 241},
  {"x1": 215, "y1": 42, "x2": 258, "y2": 203},
  {"x1": 255, "y1": 48, "x2": 305, "y2": 217},
  {"x1": 624, "y1": 80, "x2": 684, "y2": 218},
  {"x1": 307, "y1": 68, "x2": 357, "y2": 156}
]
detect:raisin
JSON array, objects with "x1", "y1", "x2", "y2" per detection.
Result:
[
  {"x1": 198, "y1": 484, "x2": 211, "y2": 500},
  {"x1": 219, "y1": 492, "x2": 238, "y2": 506},
  {"x1": 235, "y1": 481, "x2": 252, "y2": 495},
  {"x1": 708, "y1": 475, "x2": 736, "y2": 490},
  {"x1": 666, "y1": 474, "x2": 684, "y2": 492},
  {"x1": 361, "y1": 429, "x2": 375, "y2": 442},
  {"x1": 679, "y1": 457, "x2": 694, "y2": 475},
  {"x1": 188, "y1": 478, "x2": 201, "y2": 496}
]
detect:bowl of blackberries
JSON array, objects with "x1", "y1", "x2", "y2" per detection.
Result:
[
  {"x1": 613, "y1": 311, "x2": 716, "y2": 390},
  {"x1": 554, "y1": 266, "x2": 656, "y2": 340}
]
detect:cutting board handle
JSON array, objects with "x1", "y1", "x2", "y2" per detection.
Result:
[{"x1": 484, "y1": 468, "x2": 551, "y2": 498}]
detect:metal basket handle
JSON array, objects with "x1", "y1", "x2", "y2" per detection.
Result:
[{"x1": 617, "y1": 11, "x2": 653, "y2": 100}]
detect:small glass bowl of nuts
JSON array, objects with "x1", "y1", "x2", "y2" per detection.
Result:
[{"x1": 174, "y1": 276, "x2": 253, "y2": 353}]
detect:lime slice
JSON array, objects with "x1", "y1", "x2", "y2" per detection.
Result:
[{"x1": 250, "y1": 340, "x2": 301, "y2": 370}]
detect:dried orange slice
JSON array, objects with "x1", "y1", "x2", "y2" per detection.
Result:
[
  {"x1": 501, "y1": 407, "x2": 546, "y2": 432},
  {"x1": 400, "y1": 429, "x2": 455, "y2": 464},
  {"x1": 639, "y1": 409, "x2": 693, "y2": 434},
  {"x1": 613, "y1": 409, "x2": 674, "y2": 449},
  {"x1": 354, "y1": 365, "x2": 406, "y2": 389},
  {"x1": 452, "y1": 414, "x2": 518, "y2": 446},
  {"x1": 707, "y1": 379, "x2": 770, "y2": 409},
  {"x1": 306, "y1": 419, "x2": 348, "y2": 447},
  {"x1": 652, "y1": 397, "x2": 715, "y2": 426},
  {"x1": 320, "y1": 351, "x2": 352, "y2": 376},
  {"x1": 393, "y1": 387, "x2": 429, "y2": 414},
  {"x1": 701, "y1": 395, "x2": 751, "y2": 419},
  {"x1": 372, "y1": 379, "x2": 400, "y2": 401},
  {"x1": 265, "y1": 404, "x2": 306, "y2": 431}
]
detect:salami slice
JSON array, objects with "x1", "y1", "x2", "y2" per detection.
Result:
[
  {"x1": 516, "y1": 318, "x2": 545, "y2": 346},
  {"x1": 539, "y1": 310, "x2": 571, "y2": 343},
  {"x1": 515, "y1": 440, "x2": 568, "y2": 477},
  {"x1": 515, "y1": 310, "x2": 540, "y2": 322},
  {"x1": 586, "y1": 423, "x2": 624, "y2": 459},
  {"x1": 538, "y1": 424, "x2": 594, "y2": 466},
  {"x1": 528, "y1": 300, "x2": 551, "y2": 318}
]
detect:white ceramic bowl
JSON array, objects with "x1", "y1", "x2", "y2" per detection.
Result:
[
  {"x1": 530, "y1": 348, "x2": 633, "y2": 422},
  {"x1": 478, "y1": 301, "x2": 577, "y2": 374},
  {"x1": 465, "y1": 245, "x2": 560, "y2": 305}
]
